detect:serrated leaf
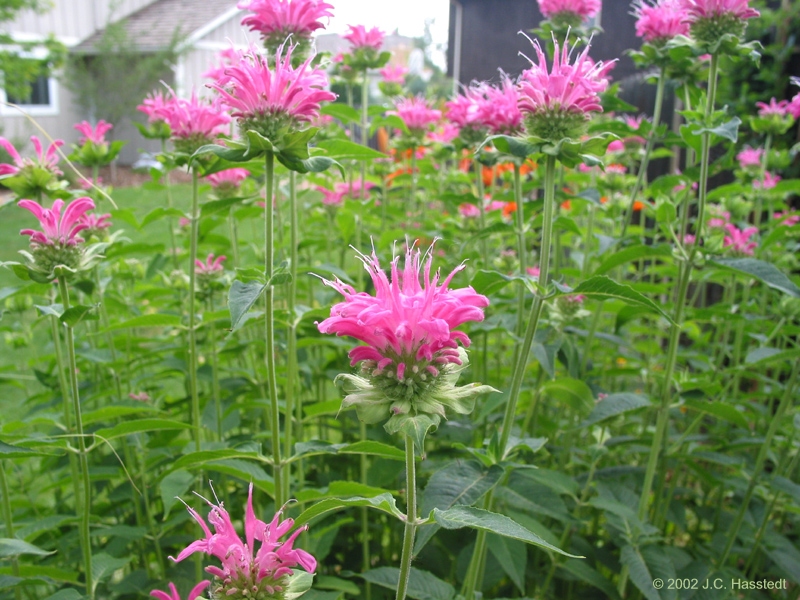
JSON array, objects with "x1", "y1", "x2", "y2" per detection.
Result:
[
  {"x1": 710, "y1": 258, "x2": 800, "y2": 298},
  {"x1": 229, "y1": 279, "x2": 267, "y2": 330},
  {"x1": 560, "y1": 559, "x2": 622, "y2": 600},
  {"x1": 91, "y1": 553, "x2": 131, "y2": 591},
  {"x1": 470, "y1": 269, "x2": 526, "y2": 296},
  {"x1": 432, "y1": 506, "x2": 581, "y2": 557},
  {"x1": 487, "y1": 534, "x2": 527, "y2": 593},
  {"x1": 682, "y1": 399, "x2": 749, "y2": 430},
  {"x1": 0, "y1": 538, "x2": 54, "y2": 558},
  {"x1": 60, "y1": 304, "x2": 98, "y2": 327},
  {"x1": 159, "y1": 469, "x2": 195, "y2": 519},
  {"x1": 292, "y1": 493, "x2": 405, "y2": 529},
  {"x1": 360, "y1": 567, "x2": 455, "y2": 600},
  {"x1": 569, "y1": 276, "x2": 674, "y2": 323},
  {"x1": 620, "y1": 545, "x2": 660, "y2": 600},
  {"x1": 415, "y1": 461, "x2": 503, "y2": 553},
  {"x1": 578, "y1": 393, "x2": 651, "y2": 428}
]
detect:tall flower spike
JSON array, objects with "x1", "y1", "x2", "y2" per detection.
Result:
[
  {"x1": 517, "y1": 33, "x2": 614, "y2": 142},
  {"x1": 209, "y1": 42, "x2": 336, "y2": 141},
  {"x1": 172, "y1": 483, "x2": 316, "y2": 600},
  {"x1": 317, "y1": 243, "x2": 495, "y2": 436}
]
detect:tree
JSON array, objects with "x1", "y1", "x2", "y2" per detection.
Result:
[{"x1": 0, "y1": 0, "x2": 66, "y2": 101}]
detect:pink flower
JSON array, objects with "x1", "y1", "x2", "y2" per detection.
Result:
[
  {"x1": 754, "y1": 171, "x2": 780, "y2": 190},
  {"x1": 203, "y1": 47, "x2": 245, "y2": 82},
  {"x1": 428, "y1": 123, "x2": 461, "y2": 144},
  {"x1": 723, "y1": 223, "x2": 758, "y2": 256},
  {"x1": 78, "y1": 211, "x2": 112, "y2": 234},
  {"x1": 774, "y1": 212, "x2": 800, "y2": 227},
  {"x1": 150, "y1": 581, "x2": 210, "y2": 600},
  {"x1": 380, "y1": 64, "x2": 408, "y2": 85},
  {"x1": 238, "y1": 0, "x2": 334, "y2": 41},
  {"x1": 677, "y1": 0, "x2": 759, "y2": 22},
  {"x1": 78, "y1": 176, "x2": 103, "y2": 190},
  {"x1": 153, "y1": 90, "x2": 231, "y2": 150},
  {"x1": 788, "y1": 93, "x2": 800, "y2": 119},
  {"x1": 607, "y1": 140, "x2": 625, "y2": 153},
  {"x1": 129, "y1": 391, "x2": 152, "y2": 402},
  {"x1": 0, "y1": 136, "x2": 63, "y2": 177},
  {"x1": 343, "y1": 24, "x2": 385, "y2": 50},
  {"x1": 446, "y1": 84, "x2": 489, "y2": 131},
  {"x1": 564, "y1": 294, "x2": 586, "y2": 303},
  {"x1": 755, "y1": 98, "x2": 789, "y2": 117},
  {"x1": 74, "y1": 120, "x2": 113, "y2": 145},
  {"x1": 172, "y1": 484, "x2": 315, "y2": 598},
  {"x1": 683, "y1": 234, "x2": 696, "y2": 245},
  {"x1": 606, "y1": 163, "x2": 627, "y2": 174},
  {"x1": 736, "y1": 145, "x2": 763, "y2": 169},
  {"x1": 19, "y1": 197, "x2": 95, "y2": 247},
  {"x1": 317, "y1": 179, "x2": 376, "y2": 205},
  {"x1": 480, "y1": 76, "x2": 523, "y2": 135},
  {"x1": 517, "y1": 35, "x2": 613, "y2": 140},
  {"x1": 209, "y1": 43, "x2": 335, "y2": 138},
  {"x1": 316, "y1": 185, "x2": 347, "y2": 206},
  {"x1": 527, "y1": 265, "x2": 541, "y2": 278},
  {"x1": 137, "y1": 90, "x2": 171, "y2": 124},
  {"x1": 389, "y1": 96, "x2": 442, "y2": 133},
  {"x1": 633, "y1": 0, "x2": 690, "y2": 43},
  {"x1": 707, "y1": 208, "x2": 730, "y2": 228},
  {"x1": 343, "y1": 179, "x2": 376, "y2": 200},
  {"x1": 195, "y1": 253, "x2": 227, "y2": 275},
  {"x1": 205, "y1": 168, "x2": 251, "y2": 188},
  {"x1": 537, "y1": 0, "x2": 601, "y2": 20},
  {"x1": 459, "y1": 203, "x2": 480, "y2": 218},
  {"x1": 317, "y1": 244, "x2": 489, "y2": 377},
  {"x1": 179, "y1": 217, "x2": 191, "y2": 228}
]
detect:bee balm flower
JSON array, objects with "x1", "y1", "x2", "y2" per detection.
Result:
[
  {"x1": 388, "y1": 96, "x2": 442, "y2": 136},
  {"x1": 538, "y1": 0, "x2": 601, "y2": 28},
  {"x1": 153, "y1": 90, "x2": 231, "y2": 155},
  {"x1": 0, "y1": 136, "x2": 63, "y2": 198},
  {"x1": 150, "y1": 581, "x2": 210, "y2": 600},
  {"x1": 517, "y1": 35, "x2": 613, "y2": 142},
  {"x1": 239, "y1": 0, "x2": 334, "y2": 53},
  {"x1": 209, "y1": 43, "x2": 336, "y2": 142},
  {"x1": 632, "y1": 0, "x2": 690, "y2": 44},
  {"x1": 723, "y1": 224, "x2": 758, "y2": 256},
  {"x1": 343, "y1": 24, "x2": 385, "y2": 50},
  {"x1": 74, "y1": 120, "x2": 113, "y2": 145},
  {"x1": 317, "y1": 244, "x2": 494, "y2": 433},
  {"x1": 171, "y1": 483, "x2": 316, "y2": 600},
  {"x1": 677, "y1": 0, "x2": 759, "y2": 45}
]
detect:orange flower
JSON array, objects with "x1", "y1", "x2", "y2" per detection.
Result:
[
  {"x1": 519, "y1": 159, "x2": 538, "y2": 176},
  {"x1": 482, "y1": 166, "x2": 494, "y2": 187},
  {"x1": 502, "y1": 202, "x2": 517, "y2": 218},
  {"x1": 561, "y1": 200, "x2": 571, "y2": 210},
  {"x1": 633, "y1": 200, "x2": 645, "y2": 211},
  {"x1": 376, "y1": 127, "x2": 390, "y2": 154},
  {"x1": 600, "y1": 196, "x2": 608, "y2": 204}
]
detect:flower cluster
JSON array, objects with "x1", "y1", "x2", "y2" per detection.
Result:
[
  {"x1": 0, "y1": 136, "x2": 63, "y2": 198},
  {"x1": 445, "y1": 84, "x2": 490, "y2": 144},
  {"x1": 209, "y1": 43, "x2": 335, "y2": 141},
  {"x1": 736, "y1": 145, "x2": 763, "y2": 169},
  {"x1": 74, "y1": 120, "x2": 113, "y2": 145},
  {"x1": 723, "y1": 223, "x2": 758, "y2": 256},
  {"x1": 317, "y1": 244, "x2": 493, "y2": 433},
  {"x1": 72, "y1": 120, "x2": 122, "y2": 167},
  {"x1": 517, "y1": 35, "x2": 613, "y2": 141},
  {"x1": 343, "y1": 24, "x2": 385, "y2": 50},
  {"x1": 482, "y1": 76, "x2": 523, "y2": 135},
  {"x1": 341, "y1": 25, "x2": 387, "y2": 70},
  {"x1": 171, "y1": 484, "x2": 315, "y2": 600},
  {"x1": 195, "y1": 253, "x2": 227, "y2": 277},
  {"x1": 379, "y1": 64, "x2": 408, "y2": 96},
  {"x1": 18, "y1": 197, "x2": 96, "y2": 275},
  {"x1": 633, "y1": 0, "x2": 690, "y2": 45},
  {"x1": 538, "y1": 0, "x2": 601, "y2": 28},
  {"x1": 239, "y1": 0, "x2": 334, "y2": 54},
  {"x1": 151, "y1": 90, "x2": 231, "y2": 154},
  {"x1": 389, "y1": 96, "x2": 442, "y2": 137},
  {"x1": 677, "y1": 0, "x2": 759, "y2": 45},
  {"x1": 317, "y1": 179, "x2": 376, "y2": 206},
  {"x1": 206, "y1": 168, "x2": 251, "y2": 198}
]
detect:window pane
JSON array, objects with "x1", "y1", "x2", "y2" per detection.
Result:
[{"x1": 6, "y1": 75, "x2": 51, "y2": 106}]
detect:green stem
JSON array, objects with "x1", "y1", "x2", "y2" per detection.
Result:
[
  {"x1": 718, "y1": 361, "x2": 798, "y2": 567},
  {"x1": 361, "y1": 421, "x2": 372, "y2": 600},
  {"x1": 622, "y1": 66, "x2": 666, "y2": 239},
  {"x1": 410, "y1": 152, "x2": 418, "y2": 214},
  {"x1": 57, "y1": 276, "x2": 94, "y2": 600},
  {"x1": 264, "y1": 152, "x2": 284, "y2": 508},
  {"x1": 476, "y1": 159, "x2": 489, "y2": 264},
  {"x1": 754, "y1": 134, "x2": 772, "y2": 230},
  {"x1": 360, "y1": 69, "x2": 369, "y2": 200},
  {"x1": 1, "y1": 462, "x2": 22, "y2": 600},
  {"x1": 229, "y1": 205, "x2": 240, "y2": 268},
  {"x1": 208, "y1": 293, "x2": 223, "y2": 441},
  {"x1": 513, "y1": 164, "x2": 526, "y2": 337},
  {"x1": 395, "y1": 435, "x2": 418, "y2": 600},
  {"x1": 284, "y1": 171, "x2": 299, "y2": 499},
  {"x1": 188, "y1": 169, "x2": 202, "y2": 453},
  {"x1": 162, "y1": 139, "x2": 180, "y2": 270}
]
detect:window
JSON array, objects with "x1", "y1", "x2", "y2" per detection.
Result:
[{"x1": 0, "y1": 56, "x2": 60, "y2": 117}]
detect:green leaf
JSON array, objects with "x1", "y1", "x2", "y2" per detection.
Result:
[
  {"x1": 360, "y1": 567, "x2": 455, "y2": 600},
  {"x1": 470, "y1": 269, "x2": 527, "y2": 296},
  {"x1": 542, "y1": 378, "x2": 595, "y2": 415},
  {"x1": 91, "y1": 553, "x2": 131, "y2": 592},
  {"x1": 560, "y1": 559, "x2": 622, "y2": 600},
  {"x1": 578, "y1": 393, "x2": 651, "y2": 428},
  {"x1": 166, "y1": 449, "x2": 263, "y2": 473},
  {"x1": 620, "y1": 545, "x2": 660, "y2": 600},
  {"x1": 692, "y1": 116, "x2": 741, "y2": 143},
  {"x1": 59, "y1": 304, "x2": 97, "y2": 327},
  {"x1": 0, "y1": 538, "x2": 54, "y2": 558},
  {"x1": 321, "y1": 103, "x2": 360, "y2": 123},
  {"x1": 709, "y1": 258, "x2": 800, "y2": 298},
  {"x1": 432, "y1": 506, "x2": 581, "y2": 557},
  {"x1": 314, "y1": 575, "x2": 360, "y2": 596},
  {"x1": 569, "y1": 276, "x2": 674, "y2": 323},
  {"x1": 34, "y1": 303, "x2": 64, "y2": 318},
  {"x1": 293, "y1": 493, "x2": 405, "y2": 529},
  {"x1": 93, "y1": 418, "x2": 192, "y2": 441},
  {"x1": 682, "y1": 399, "x2": 749, "y2": 430},
  {"x1": 229, "y1": 279, "x2": 267, "y2": 330},
  {"x1": 744, "y1": 347, "x2": 800, "y2": 366},
  {"x1": 159, "y1": 469, "x2": 195, "y2": 519},
  {"x1": 317, "y1": 139, "x2": 387, "y2": 161},
  {"x1": 486, "y1": 134, "x2": 539, "y2": 159},
  {"x1": 105, "y1": 314, "x2": 181, "y2": 330},
  {"x1": 140, "y1": 207, "x2": 185, "y2": 229},
  {"x1": 592, "y1": 245, "x2": 671, "y2": 275},
  {"x1": 487, "y1": 534, "x2": 527, "y2": 593},
  {"x1": 42, "y1": 590, "x2": 85, "y2": 600},
  {"x1": 415, "y1": 461, "x2": 504, "y2": 553},
  {"x1": 338, "y1": 441, "x2": 405, "y2": 461}
]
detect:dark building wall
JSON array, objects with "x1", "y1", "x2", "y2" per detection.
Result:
[{"x1": 448, "y1": 0, "x2": 641, "y2": 85}]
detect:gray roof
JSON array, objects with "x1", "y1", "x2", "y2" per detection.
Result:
[{"x1": 73, "y1": 0, "x2": 240, "y2": 53}]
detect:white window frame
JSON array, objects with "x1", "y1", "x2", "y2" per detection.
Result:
[{"x1": 0, "y1": 44, "x2": 60, "y2": 117}]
